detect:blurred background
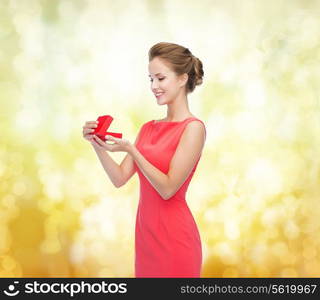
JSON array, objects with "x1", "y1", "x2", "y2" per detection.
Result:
[{"x1": 1, "y1": 0, "x2": 319, "y2": 277}]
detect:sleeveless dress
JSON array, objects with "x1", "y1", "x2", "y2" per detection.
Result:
[{"x1": 133, "y1": 117, "x2": 206, "y2": 277}]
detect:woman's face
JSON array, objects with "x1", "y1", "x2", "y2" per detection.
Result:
[{"x1": 148, "y1": 57, "x2": 187, "y2": 105}]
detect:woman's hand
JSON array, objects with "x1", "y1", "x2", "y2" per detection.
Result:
[
  {"x1": 82, "y1": 120, "x2": 98, "y2": 142},
  {"x1": 92, "y1": 134, "x2": 133, "y2": 153}
]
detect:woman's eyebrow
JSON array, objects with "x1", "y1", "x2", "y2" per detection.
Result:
[{"x1": 148, "y1": 73, "x2": 163, "y2": 77}]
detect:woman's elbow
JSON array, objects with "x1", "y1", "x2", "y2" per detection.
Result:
[
  {"x1": 161, "y1": 188, "x2": 174, "y2": 200},
  {"x1": 114, "y1": 178, "x2": 125, "y2": 188},
  {"x1": 162, "y1": 183, "x2": 182, "y2": 200},
  {"x1": 114, "y1": 176, "x2": 131, "y2": 188}
]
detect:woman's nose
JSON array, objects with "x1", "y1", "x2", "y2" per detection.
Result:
[{"x1": 151, "y1": 80, "x2": 159, "y2": 89}]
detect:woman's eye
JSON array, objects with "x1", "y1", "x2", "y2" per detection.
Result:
[{"x1": 149, "y1": 78, "x2": 165, "y2": 82}]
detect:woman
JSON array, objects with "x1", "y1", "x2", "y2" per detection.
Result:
[{"x1": 82, "y1": 42, "x2": 206, "y2": 277}]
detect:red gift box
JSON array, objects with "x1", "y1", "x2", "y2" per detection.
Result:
[{"x1": 93, "y1": 115, "x2": 122, "y2": 141}]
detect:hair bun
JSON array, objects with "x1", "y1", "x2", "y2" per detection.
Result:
[{"x1": 192, "y1": 56, "x2": 204, "y2": 87}]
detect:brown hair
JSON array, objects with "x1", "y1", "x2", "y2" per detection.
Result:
[{"x1": 148, "y1": 42, "x2": 204, "y2": 94}]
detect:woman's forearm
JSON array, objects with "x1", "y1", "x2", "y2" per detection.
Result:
[
  {"x1": 129, "y1": 145, "x2": 170, "y2": 199},
  {"x1": 93, "y1": 146, "x2": 123, "y2": 188}
]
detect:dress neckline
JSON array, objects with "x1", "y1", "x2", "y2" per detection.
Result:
[{"x1": 152, "y1": 116, "x2": 196, "y2": 124}]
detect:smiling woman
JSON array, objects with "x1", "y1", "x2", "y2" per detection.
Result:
[{"x1": 83, "y1": 41, "x2": 206, "y2": 278}]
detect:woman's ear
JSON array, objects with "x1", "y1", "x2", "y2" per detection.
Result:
[{"x1": 179, "y1": 73, "x2": 188, "y2": 88}]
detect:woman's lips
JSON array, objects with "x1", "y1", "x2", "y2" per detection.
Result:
[{"x1": 155, "y1": 92, "x2": 164, "y2": 99}]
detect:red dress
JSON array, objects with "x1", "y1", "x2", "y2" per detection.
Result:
[{"x1": 134, "y1": 117, "x2": 206, "y2": 277}]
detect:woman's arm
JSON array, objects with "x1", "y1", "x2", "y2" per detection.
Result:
[
  {"x1": 129, "y1": 121, "x2": 206, "y2": 200},
  {"x1": 93, "y1": 147, "x2": 123, "y2": 188},
  {"x1": 93, "y1": 126, "x2": 143, "y2": 188}
]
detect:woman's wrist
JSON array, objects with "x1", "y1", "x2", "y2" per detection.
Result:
[
  {"x1": 91, "y1": 142, "x2": 105, "y2": 153},
  {"x1": 128, "y1": 143, "x2": 136, "y2": 156}
]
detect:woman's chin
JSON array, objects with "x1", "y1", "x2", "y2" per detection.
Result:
[
  {"x1": 156, "y1": 97, "x2": 170, "y2": 105},
  {"x1": 156, "y1": 99, "x2": 165, "y2": 105}
]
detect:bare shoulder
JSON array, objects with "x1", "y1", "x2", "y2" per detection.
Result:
[
  {"x1": 181, "y1": 119, "x2": 206, "y2": 144},
  {"x1": 185, "y1": 119, "x2": 206, "y2": 134}
]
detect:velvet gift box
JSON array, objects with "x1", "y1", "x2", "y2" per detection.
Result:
[{"x1": 93, "y1": 115, "x2": 122, "y2": 141}]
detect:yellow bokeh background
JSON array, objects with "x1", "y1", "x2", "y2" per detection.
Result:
[{"x1": 1, "y1": 0, "x2": 319, "y2": 277}]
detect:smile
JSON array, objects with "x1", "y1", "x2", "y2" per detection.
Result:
[{"x1": 155, "y1": 92, "x2": 164, "y2": 98}]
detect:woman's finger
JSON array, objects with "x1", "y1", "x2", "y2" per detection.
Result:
[
  {"x1": 83, "y1": 124, "x2": 98, "y2": 130},
  {"x1": 85, "y1": 121, "x2": 99, "y2": 126},
  {"x1": 90, "y1": 139, "x2": 103, "y2": 148},
  {"x1": 85, "y1": 135, "x2": 94, "y2": 140},
  {"x1": 93, "y1": 135, "x2": 115, "y2": 151},
  {"x1": 106, "y1": 135, "x2": 119, "y2": 140},
  {"x1": 93, "y1": 135, "x2": 105, "y2": 145},
  {"x1": 83, "y1": 128, "x2": 95, "y2": 135},
  {"x1": 105, "y1": 135, "x2": 121, "y2": 143}
]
